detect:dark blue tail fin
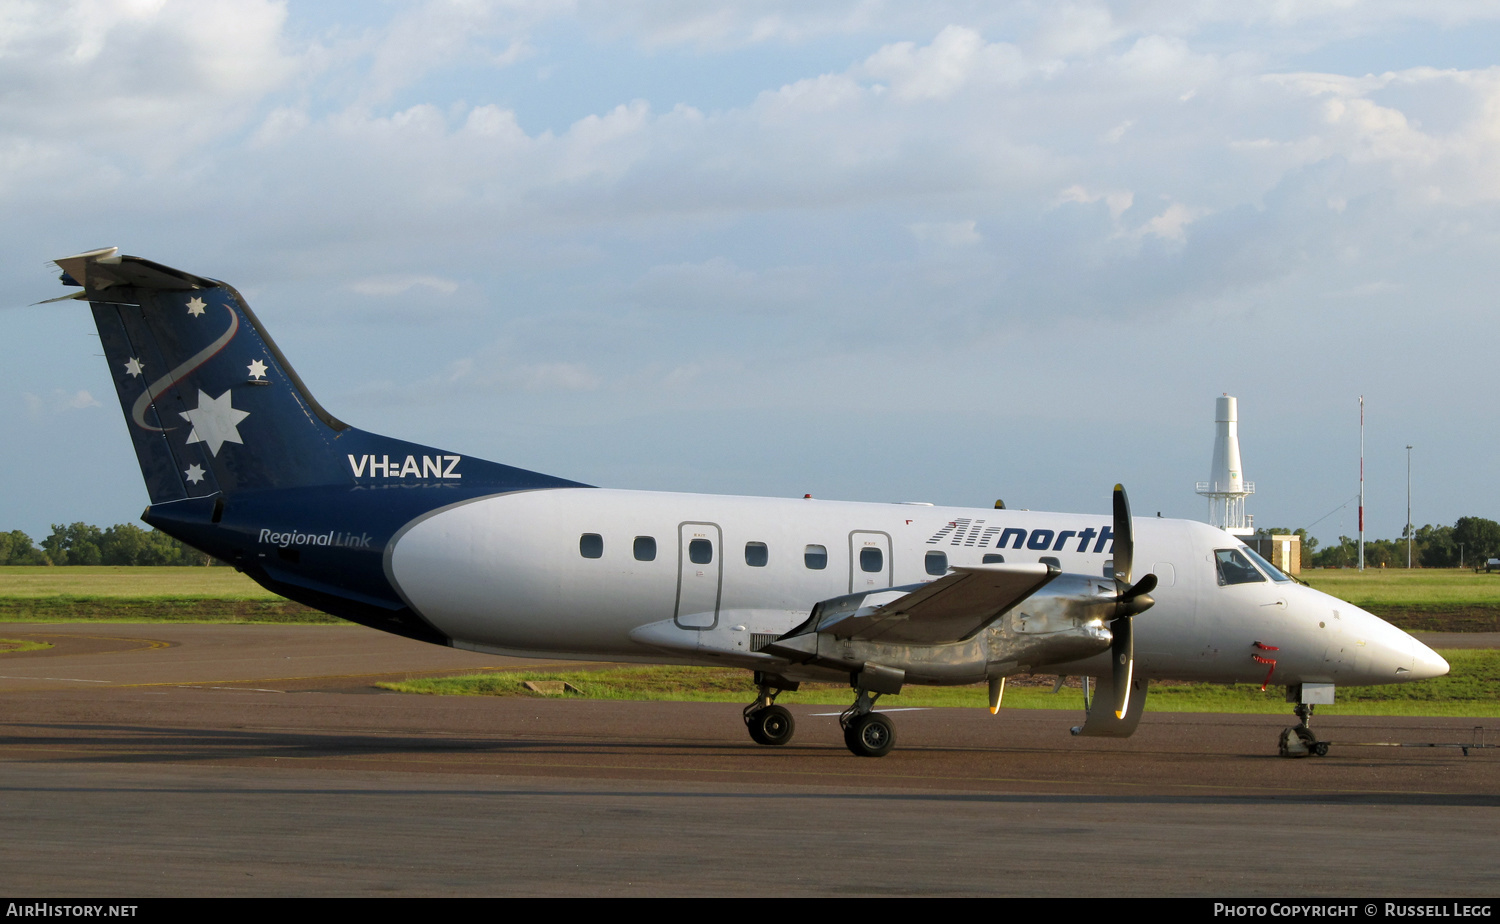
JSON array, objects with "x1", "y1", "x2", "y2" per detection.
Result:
[
  {"x1": 56, "y1": 248, "x2": 360, "y2": 504},
  {"x1": 54, "y1": 248, "x2": 580, "y2": 506},
  {"x1": 52, "y1": 248, "x2": 585, "y2": 644}
]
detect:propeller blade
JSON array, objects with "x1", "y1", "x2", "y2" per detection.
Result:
[
  {"x1": 1108, "y1": 485, "x2": 1146, "y2": 719},
  {"x1": 1112, "y1": 484, "x2": 1133, "y2": 587},
  {"x1": 987, "y1": 675, "x2": 1006, "y2": 715},
  {"x1": 1110, "y1": 615, "x2": 1135, "y2": 720},
  {"x1": 1125, "y1": 572, "x2": 1157, "y2": 598},
  {"x1": 1119, "y1": 572, "x2": 1157, "y2": 617}
]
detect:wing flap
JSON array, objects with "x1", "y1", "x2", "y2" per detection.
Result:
[{"x1": 823, "y1": 563, "x2": 1059, "y2": 645}]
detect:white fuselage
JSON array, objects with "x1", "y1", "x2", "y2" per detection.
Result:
[{"x1": 385, "y1": 488, "x2": 1447, "y2": 688}]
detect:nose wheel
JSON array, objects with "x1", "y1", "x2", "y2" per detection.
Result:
[{"x1": 1279, "y1": 703, "x2": 1330, "y2": 758}]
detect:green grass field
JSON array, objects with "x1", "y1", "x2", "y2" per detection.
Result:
[
  {"x1": 0, "y1": 566, "x2": 281, "y2": 598},
  {"x1": 1, "y1": 565, "x2": 1497, "y2": 630},
  {"x1": 1299, "y1": 569, "x2": 1500, "y2": 605},
  {"x1": 0, "y1": 566, "x2": 333, "y2": 623},
  {"x1": 2, "y1": 566, "x2": 1493, "y2": 716},
  {"x1": 1, "y1": 565, "x2": 1492, "y2": 601},
  {"x1": 377, "y1": 649, "x2": 1500, "y2": 717},
  {"x1": 0, "y1": 637, "x2": 53, "y2": 654}
]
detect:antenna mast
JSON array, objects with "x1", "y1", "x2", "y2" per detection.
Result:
[{"x1": 1359, "y1": 396, "x2": 1365, "y2": 571}]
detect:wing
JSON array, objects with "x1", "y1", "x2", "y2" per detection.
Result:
[{"x1": 817, "y1": 563, "x2": 1060, "y2": 645}]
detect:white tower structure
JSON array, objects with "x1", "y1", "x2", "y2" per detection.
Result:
[{"x1": 1196, "y1": 394, "x2": 1255, "y2": 536}]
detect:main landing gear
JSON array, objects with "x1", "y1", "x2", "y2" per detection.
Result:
[
  {"x1": 742, "y1": 673, "x2": 898, "y2": 756},
  {"x1": 744, "y1": 674, "x2": 797, "y2": 747},
  {"x1": 840, "y1": 688, "x2": 895, "y2": 758},
  {"x1": 1278, "y1": 703, "x2": 1330, "y2": 758}
]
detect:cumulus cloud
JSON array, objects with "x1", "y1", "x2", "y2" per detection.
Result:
[
  {"x1": 909, "y1": 220, "x2": 982, "y2": 247},
  {"x1": 9, "y1": 2, "x2": 1500, "y2": 536},
  {"x1": 348, "y1": 348, "x2": 599, "y2": 408},
  {"x1": 0, "y1": 0, "x2": 296, "y2": 165},
  {"x1": 350, "y1": 275, "x2": 460, "y2": 297},
  {"x1": 23, "y1": 389, "x2": 102, "y2": 415},
  {"x1": 1059, "y1": 185, "x2": 1135, "y2": 220},
  {"x1": 860, "y1": 26, "x2": 1027, "y2": 101}
]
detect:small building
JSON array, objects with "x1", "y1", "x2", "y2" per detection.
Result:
[{"x1": 1250, "y1": 534, "x2": 1302, "y2": 576}]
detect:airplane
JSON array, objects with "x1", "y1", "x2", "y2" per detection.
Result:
[{"x1": 42, "y1": 247, "x2": 1450, "y2": 758}]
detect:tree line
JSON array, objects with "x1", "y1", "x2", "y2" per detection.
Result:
[
  {"x1": 1264, "y1": 517, "x2": 1500, "y2": 569},
  {"x1": 0, "y1": 523, "x2": 220, "y2": 566}
]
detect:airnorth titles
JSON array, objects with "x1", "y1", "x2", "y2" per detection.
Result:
[{"x1": 926, "y1": 519, "x2": 1115, "y2": 553}]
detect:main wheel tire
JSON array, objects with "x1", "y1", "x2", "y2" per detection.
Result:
[
  {"x1": 747, "y1": 714, "x2": 770, "y2": 745},
  {"x1": 845, "y1": 712, "x2": 896, "y2": 757},
  {"x1": 747, "y1": 705, "x2": 795, "y2": 746}
]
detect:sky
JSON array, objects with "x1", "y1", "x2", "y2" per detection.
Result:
[{"x1": 3, "y1": 0, "x2": 1498, "y2": 549}]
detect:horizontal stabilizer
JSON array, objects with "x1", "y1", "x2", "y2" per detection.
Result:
[
  {"x1": 32, "y1": 291, "x2": 87, "y2": 305},
  {"x1": 55, "y1": 248, "x2": 217, "y2": 292}
]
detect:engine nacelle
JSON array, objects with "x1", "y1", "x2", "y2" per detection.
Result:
[{"x1": 762, "y1": 574, "x2": 1116, "y2": 688}]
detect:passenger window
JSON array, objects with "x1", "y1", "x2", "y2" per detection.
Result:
[
  {"x1": 1103, "y1": 559, "x2": 1114, "y2": 579},
  {"x1": 689, "y1": 538, "x2": 713, "y2": 565},
  {"x1": 805, "y1": 545, "x2": 828, "y2": 570},
  {"x1": 745, "y1": 541, "x2": 768, "y2": 567},
  {"x1": 1215, "y1": 548, "x2": 1265, "y2": 585},
  {"x1": 925, "y1": 550, "x2": 948, "y2": 575},
  {"x1": 579, "y1": 533, "x2": 603, "y2": 559},
  {"x1": 860, "y1": 548, "x2": 884, "y2": 573},
  {"x1": 982, "y1": 553, "x2": 1004, "y2": 564},
  {"x1": 633, "y1": 536, "x2": 656, "y2": 562},
  {"x1": 1039, "y1": 556, "x2": 1061, "y2": 569}
]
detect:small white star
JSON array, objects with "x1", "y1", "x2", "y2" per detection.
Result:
[
  {"x1": 186, "y1": 296, "x2": 206, "y2": 317},
  {"x1": 123, "y1": 357, "x2": 144, "y2": 377},
  {"x1": 179, "y1": 389, "x2": 250, "y2": 457},
  {"x1": 247, "y1": 359, "x2": 268, "y2": 380},
  {"x1": 184, "y1": 464, "x2": 206, "y2": 484}
]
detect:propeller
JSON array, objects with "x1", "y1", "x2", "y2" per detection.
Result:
[{"x1": 1107, "y1": 484, "x2": 1157, "y2": 720}]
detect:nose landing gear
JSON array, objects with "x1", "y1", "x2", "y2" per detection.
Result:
[{"x1": 1279, "y1": 703, "x2": 1330, "y2": 758}]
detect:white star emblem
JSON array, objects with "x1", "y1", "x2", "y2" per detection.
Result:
[
  {"x1": 179, "y1": 389, "x2": 249, "y2": 457},
  {"x1": 186, "y1": 296, "x2": 207, "y2": 317},
  {"x1": 184, "y1": 464, "x2": 206, "y2": 484},
  {"x1": 247, "y1": 359, "x2": 268, "y2": 380},
  {"x1": 124, "y1": 357, "x2": 144, "y2": 377}
]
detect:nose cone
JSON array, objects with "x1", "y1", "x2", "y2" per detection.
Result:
[{"x1": 1407, "y1": 637, "x2": 1450, "y2": 681}]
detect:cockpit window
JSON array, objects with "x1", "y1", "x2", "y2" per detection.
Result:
[
  {"x1": 1241, "y1": 546, "x2": 1293, "y2": 583},
  {"x1": 1215, "y1": 548, "x2": 1265, "y2": 585}
]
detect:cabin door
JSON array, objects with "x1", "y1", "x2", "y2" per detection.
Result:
[
  {"x1": 848, "y1": 530, "x2": 894, "y2": 593},
  {"x1": 674, "y1": 522, "x2": 723, "y2": 629}
]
